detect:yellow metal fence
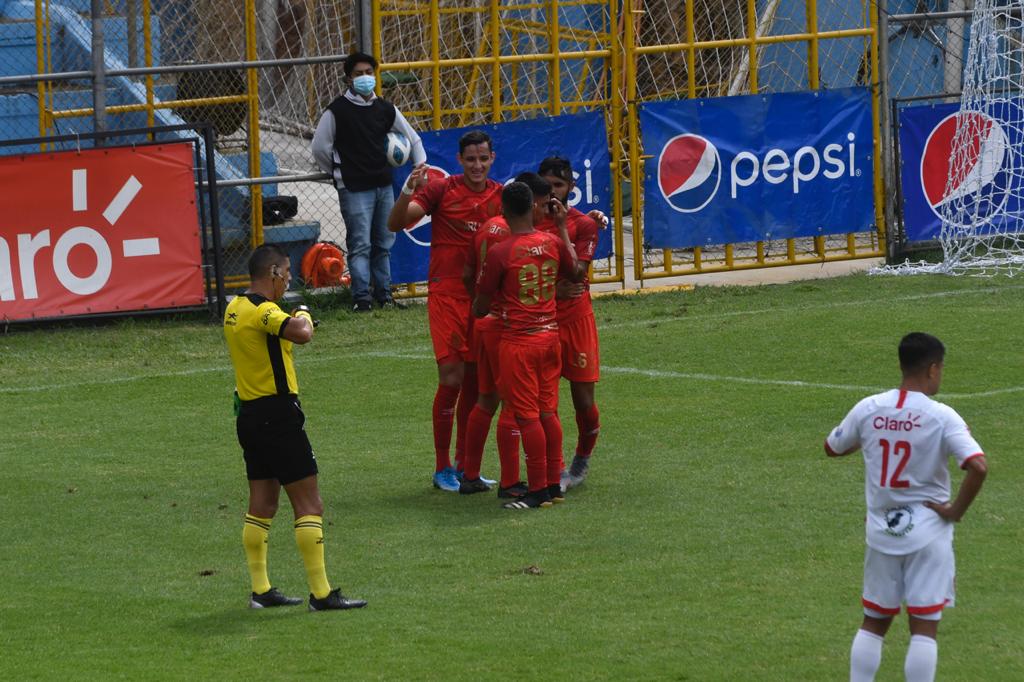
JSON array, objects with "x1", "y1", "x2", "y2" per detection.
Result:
[
  {"x1": 7, "y1": 0, "x2": 885, "y2": 291},
  {"x1": 375, "y1": 0, "x2": 886, "y2": 285}
]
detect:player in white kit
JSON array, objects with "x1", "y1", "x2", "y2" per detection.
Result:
[{"x1": 824, "y1": 333, "x2": 988, "y2": 682}]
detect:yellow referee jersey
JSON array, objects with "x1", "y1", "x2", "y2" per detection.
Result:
[{"x1": 224, "y1": 294, "x2": 300, "y2": 401}]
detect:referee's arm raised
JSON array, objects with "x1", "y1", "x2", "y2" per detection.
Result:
[{"x1": 281, "y1": 312, "x2": 314, "y2": 345}]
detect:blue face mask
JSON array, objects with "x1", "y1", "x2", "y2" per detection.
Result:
[{"x1": 352, "y1": 75, "x2": 376, "y2": 96}]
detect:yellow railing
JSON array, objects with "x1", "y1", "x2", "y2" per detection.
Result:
[{"x1": 26, "y1": 0, "x2": 885, "y2": 290}]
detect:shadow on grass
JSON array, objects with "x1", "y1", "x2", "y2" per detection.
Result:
[
  {"x1": 170, "y1": 605, "x2": 307, "y2": 637},
  {"x1": 376, "y1": 488, "x2": 515, "y2": 530}
]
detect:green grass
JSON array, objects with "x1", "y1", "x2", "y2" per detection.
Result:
[{"x1": 2, "y1": 272, "x2": 1023, "y2": 680}]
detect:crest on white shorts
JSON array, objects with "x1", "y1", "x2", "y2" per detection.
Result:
[{"x1": 883, "y1": 505, "x2": 914, "y2": 537}]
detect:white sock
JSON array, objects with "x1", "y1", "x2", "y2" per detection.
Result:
[
  {"x1": 904, "y1": 634, "x2": 938, "y2": 682},
  {"x1": 850, "y1": 629, "x2": 885, "y2": 682}
]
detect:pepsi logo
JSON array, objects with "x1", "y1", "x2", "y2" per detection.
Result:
[
  {"x1": 920, "y1": 111, "x2": 1011, "y2": 227},
  {"x1": 657, "y1": 134, "x2": 721, "y2": 213},
  {"x1": 403, "y1": 165, "x2": 450, "y2": 246}
]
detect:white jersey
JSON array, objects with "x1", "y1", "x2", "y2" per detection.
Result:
[{"x1": 827, "y1": 389, "x2": 983, "y2": 555}]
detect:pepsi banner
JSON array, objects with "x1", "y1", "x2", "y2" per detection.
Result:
[
  {"x1": 390, "y1": 111, "x2": 612, "y2": 285},
  {"x1": 899, "y1": 101, "x2": 1021, "y2": 242},
  {"x1": 640, "y1": 87, "x2": 875, "y2": 248}
]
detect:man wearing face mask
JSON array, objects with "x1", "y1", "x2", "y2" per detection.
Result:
[{"x1": 312, "y1": 51, "x2": 426, "y2": 312}]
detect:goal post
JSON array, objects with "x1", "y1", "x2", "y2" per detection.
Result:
[{"x1": 880, "y1": 0, "x2": 1024, "y2": 276}]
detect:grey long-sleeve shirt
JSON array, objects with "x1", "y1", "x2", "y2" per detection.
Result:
[{"x1": 311, "y1": 89, "x2": 427, "y2": 189}]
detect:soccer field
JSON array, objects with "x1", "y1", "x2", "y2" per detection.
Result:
[{"x1": 2, "y1": 272, "x2": 1022, "y2": 680}]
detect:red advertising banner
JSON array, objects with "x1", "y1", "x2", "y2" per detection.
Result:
[{"x1": 0, "y1": 142, "x2": 205, "y2": 321}]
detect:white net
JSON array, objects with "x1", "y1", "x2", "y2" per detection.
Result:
[{"x1": 879, "y1": 0, "x2": 1024, "y2": 276}]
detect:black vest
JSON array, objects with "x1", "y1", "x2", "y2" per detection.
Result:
[{"x1": 326, "y1": 95, "x2": 398, "y2": 191}]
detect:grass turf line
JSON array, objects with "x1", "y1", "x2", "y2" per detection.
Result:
[{"x1": 1, "y1": 272, "x2": 1022, "y2": 680}]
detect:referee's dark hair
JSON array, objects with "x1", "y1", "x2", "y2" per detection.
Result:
[
  {"x1": 502, "y1": 181, "x2": 534, "y2": 219},
  {"x1": 343, "y1": 51, "x2": 378, "y2": 78},
  {"x1": 514, "y1": 171, "x2": 552, "y2": 198},
  {"x1": 899, "y1": 332, "x2": 945, "y2": 374},
  {"x1": 248, "y1": 244, "x2": 288, "y2": 279}
]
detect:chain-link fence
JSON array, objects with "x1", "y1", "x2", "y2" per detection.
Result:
[
  {"x1": 0, "y1": 0, "x2": 360, "y2": 291},
  {"x1": 374, "y1": 0, "x2": 622, "y2": 283},
  {"x1": 881, "y1": 0, "x2": 973, "y2": 255},
  {"x1": 626, "y1": 0, "x2": 884, "y2": 280},
  {"x1": 1, "y1": 0, "x2": 892, "y2": 294}
]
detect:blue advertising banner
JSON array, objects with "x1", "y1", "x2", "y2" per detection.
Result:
[
  {"x1": 899, "y1": 100, "x2": 1024, "y2": 242},
  {"x1": 390, "y1": 111, "x2": 612, "y2": 285},
  {"x1": 640, "y1": 87, "x2": 875, "y2": 249}
]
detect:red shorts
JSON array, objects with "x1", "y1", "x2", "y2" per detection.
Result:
[
  {"x1": 428, "y1": 293, "x2": 471, "y2": 364},
  {"x1": 559, "y1": 312, "x2": 600, "y2": 382},
  {"x1": 473, "y1": 316, "x2": 503, "y2": 394},
  {"x1": 497, "y1": 336, "x2": 561, "y2": 419}
]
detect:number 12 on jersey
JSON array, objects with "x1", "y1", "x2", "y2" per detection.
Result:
[{"x1": 878, "y1": 438, "x2": 911, "y2": 488}]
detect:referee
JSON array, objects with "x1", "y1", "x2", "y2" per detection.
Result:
[{"x1": 224, "y1": 244, "x2": 366, "y2": 611}]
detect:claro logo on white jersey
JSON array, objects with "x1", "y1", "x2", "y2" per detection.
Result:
[{"x1": 873, "y1": 413, "x2": 922, "y2": 432}]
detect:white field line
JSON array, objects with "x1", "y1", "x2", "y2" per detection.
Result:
[
  {"x1": 4, "y1": 348, "x2": 1016, "y2": 401},
  {"x1": 0, "y1": 348, "x2": 434, "y2": 394},
  {"x1": 603, "y1": 365, "x2": 882, "y2": 393},
  {"x1": 5, "y1": 284, "x2": 1022, "y2": 397},
  {"x1": 596, "y1": 284, "x2": 1024, "y2": 332},
  {"x1": 600, "y1": 365, "x2": 1021, "y2": 400}
]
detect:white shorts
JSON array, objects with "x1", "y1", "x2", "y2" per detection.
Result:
[{"x1": 862, "y1": 533, "x2": 955, "y2": 622}]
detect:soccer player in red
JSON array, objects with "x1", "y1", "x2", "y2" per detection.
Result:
[
  {"x1": 537, "y1": 157, "x2": 602, "y2": 490},
  {"x1": 473, "y1": 181, "x2": 580, "y2": 509},
  {"x1": 387, "y1": 130, "x2": 503, "y2": 492},
  {"x1": 459, "y1": 214, "x2": 520, "y2": 496},
  {"x1": 459, "y1": 173, "x2": 561, "y2": 497}
]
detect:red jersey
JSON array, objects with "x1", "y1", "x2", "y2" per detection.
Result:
[
  {"x1": 537, "y1": 207, "x2": 599, "y2": 324},
  {"x1": 467, "y1": 217, "x2": 512, "y2": 326},
  {"x1": 477, "y1": 230, "x2": 575, "y2": 343},
  {"x1": 411, "y1": 175, "x2": 503, "y2": 296}
]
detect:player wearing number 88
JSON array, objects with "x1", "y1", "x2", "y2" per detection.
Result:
[
  {"x1": 473, "y1": 181, "x2": 580, "y2": 509},
  {"x1": 824, "y1": 332, "x2": 988, "y2": 682}
]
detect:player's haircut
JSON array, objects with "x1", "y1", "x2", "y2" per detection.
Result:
[
  {"x1": 248, "y1": 244, "x2": 288, "y2": 278},
  {"x1": 458, "y1": 130, "x2": 492, "y2": 155},
  {"x1": 898, "y1": 332, "x2": 946, "y2": 374},
  {"x1": 502, "y1": 181, "x2": 534, "y2": 218},
  {"x1": 514, "y1": 171, "x2": 552, "y2": 198},
  {"x1": 343, "y1": 51, "x2": 378, "y2": 78},
  {"x1": 538, "y1": 156, "x2": 573, "y2": 183}
]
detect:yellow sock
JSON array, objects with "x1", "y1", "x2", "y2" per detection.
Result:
[
  {"x1": 242, "y1": 514, "x2": 272, "y2": 595},
  {"x1": 294, "y1": 515, "x2": 331, "y2": 599}
]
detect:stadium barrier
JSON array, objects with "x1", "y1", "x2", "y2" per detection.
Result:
[
  {"x1": 1, "y1": 0, "x2": 899, "y2": 296},
  {"x1": 0, "y1": 123, "x2": 225, "y2": 324}
]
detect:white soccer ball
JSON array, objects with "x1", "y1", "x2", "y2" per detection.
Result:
[{"x1": 385, "y1": 131, "x2": 412, "y2": 167}]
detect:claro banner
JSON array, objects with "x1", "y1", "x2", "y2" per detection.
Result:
[{"x1": 0, "y1": 142, "x2": 204, "y2": 321}]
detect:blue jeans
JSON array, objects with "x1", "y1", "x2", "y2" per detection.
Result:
[{"x1": 337, "y1": 185, "x2": 396, "y2": 304}]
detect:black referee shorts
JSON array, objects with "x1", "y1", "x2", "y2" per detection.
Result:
[{"x1": 236, "y1": 394, "x2": 318, "y2": 485}]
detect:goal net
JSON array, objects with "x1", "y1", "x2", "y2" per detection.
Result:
[{"x1": 883, "y1": 0, "x2": 1024, "y2": 275}]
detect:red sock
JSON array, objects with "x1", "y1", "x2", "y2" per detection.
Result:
[
  {"x1": 541, "y1": 413, "x2": 565, "y2": 487},
  {"x1": 462, "y1": 405, "x2": 494, "y2": 480},
  {"x1": 454, "y1": 365, "x2": 478, "y2": 471},
  {"x1": 517, "y1": 418, "x2": 547, "y2": 492},
  {"x1": 432, "y1": 384, "x2": 460, "y2": 472},
  {"x1": 575, "y1": 403, "x2": 600, "y2": 458},
  {"x1": 496, "y1": 408, "x2": 521, "y2": 487}
]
